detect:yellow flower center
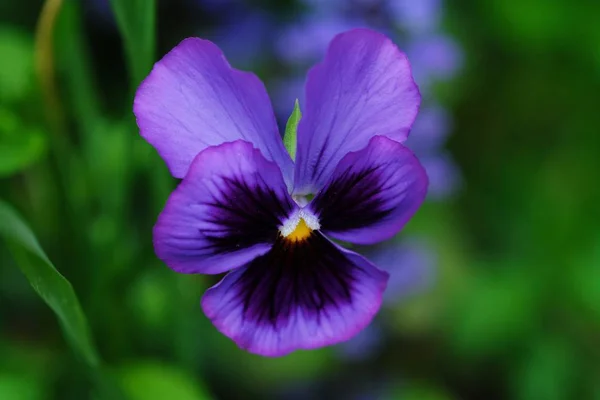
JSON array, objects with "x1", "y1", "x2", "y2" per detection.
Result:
[{"x1": 285, "y1": 218, "x2": 312, "y2": 242}]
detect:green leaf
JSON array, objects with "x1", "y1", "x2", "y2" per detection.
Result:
[
  {"x1": 396, "y1": 382, "x2": 455, "y2": 400},
  {"x1": 115, "y1": 362, "x2": 213, "y2": 400},
  {"x1": 447, "y1": 266, "x2": 540, "y2": 357},
  {"x1": 283, "y1": 99, "x2": 301, "y2": 160},
  {"x1": 0, "y1": 107, "x2": 47, "y2": 177},
  {"x1": 55, "y1": 0, "x2": 103, "y2": 129},
  {"x1": 568, "y1": 234, "x2": 600, "y2": 320},
  {"x1": 212, "y1": 337, "x2": 335, "y2": 389},
  {"x1": 510, "y1": 334, "x2": 579, "y2": 400},
  {"x1": 0, "y1": 199, "x2": 99, "y2": 368},
  {"x1": 108, "y1": 0, "x2": 156, "y2": 90},
  {"x1": 0, "y1": 28, "x2": 34, "y2": 102},
  {"x1": 0, "y1": 373, "x2": 45, "y2": 400}
]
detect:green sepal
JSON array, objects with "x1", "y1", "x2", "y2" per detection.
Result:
[{"x1": 283, "y1": 99, "x2": 302, "y2": 160}]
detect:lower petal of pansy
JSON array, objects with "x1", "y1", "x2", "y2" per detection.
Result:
[
  {"x1": 308, "y1": 136, "x2": 428, "y2": 245},
  {"x1": 154, "y1": 140, "x2": 295, "y2": 275},
  {"x1": 201, "y1": 232, "x2": 389, "y2": 357}
]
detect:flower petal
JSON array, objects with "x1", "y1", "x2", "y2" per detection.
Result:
[
  {"x1": 201, "y1": 232, "x2": 388, "y2": 356},
  {"x1": 293, "y1": 28, "x2": 421, "y2": 195},
  {"x1": 308, "y1": 136, "x2": 428, "y2": 245},
  {"x1": 154, "y1": 140, "x2": 295, "y2": 275},
  {"x1": 134, "y1": 38, "x2": 293, "y2": 184}
]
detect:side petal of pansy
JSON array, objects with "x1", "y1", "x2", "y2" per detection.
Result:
[
  {"x1": 134, "y1": 37, "x2": 294, "y2": 185},
  {"x1": 308, "y1": 136, "x2": 428, "y2": 245},
  {"x1": 154, "y1": 140, "x2": 295, "y2": 275},
  {"x1": 293, "y1": 28, "x2": 421, "y2": 195},
  {"x1": 201, "y1": 233, "x2": 389, "y2": 356}
]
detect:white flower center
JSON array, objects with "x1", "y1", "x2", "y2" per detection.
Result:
[{"x1": 279, "y1": 209, "x2": 321, "y2": 241}]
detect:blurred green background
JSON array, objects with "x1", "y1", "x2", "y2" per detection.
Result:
[{"x1": 1, "y1": 0, "x2": 600, "y2": 399}]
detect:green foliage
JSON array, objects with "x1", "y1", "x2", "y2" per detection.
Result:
[
  {"x1": 0, "y1": 107, "x2": 47, "y2": 176},
  {"x1": 0, "y1": 28, "x2": 45, "y2": 176},
  {"x1": 568, "y1": 234, "x2": 600, "y2": 321},
  {"x1": 283, "y1": 99, "x2": 301, "y2": 160},
  {"x1": 108, "y1": 0, "x2": 156, "y2": 90},
  {"x1": 398, "y1": 383, "x2": 454, "y2": 400},
  {"x1": 447, "y1": 267, "x2": 540, "y2": 357},
  {"x1": 0, "y1": 28, "x2": 34, "y2": 102},
  {"x1": 215, "y1": 346, "x2": 334, "y2": 389},
  {"x1": 0, "y1": 372, "x2": 45, "y2": 400},
  {"x1": 0, "y1": 199, "x2": 99, "y2": 367},
  {"x1": 510, "y1": 335, "x2": 580, "y2": 400},
  {"x1": 115, "y1": 362, "x2": 213, "y2": 400},
  {"x1": 55, "y1": 0, "x2": 102, "y2": 129}
]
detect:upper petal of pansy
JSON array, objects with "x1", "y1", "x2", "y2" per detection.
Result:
[
  {"x1": 154, "y1": 140, "x2": 295, "y2": 275},
  {"x1": 293, "y1": 28, "x2": 421, "y2": 195},
  {"x1": 308, "y1": 136, "x2": 428, "y2": 245},
  {"x1": 134, "y1": 38, "x2": 293, "y2": 184},
  {"x1": 201, "y1": 232, "x2": 388, "y2": 356}
]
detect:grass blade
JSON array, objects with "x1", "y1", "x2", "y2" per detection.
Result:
[
  {"x1": 108, "y1": 0, "x2": 156, "y2": 91},
  {"x1": 0, "y1": 199, "x2": 99, "y2": 367}
]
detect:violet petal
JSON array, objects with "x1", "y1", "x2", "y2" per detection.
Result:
[
  {"x1": 201, "y1": 232, "x2": 388, "y2": 356},
  {"x1": 293, "y1": 28, "x2": 421, "y2": 195},
  {"x1": 154, "y1": 140, "x2": 295, "y2": 275},
  {"x1": 309, "y1": 136, "x2": 428, "y2": 245},
  {"x1": 134, "y1": 37, "x2": 293, "y2": 185}
]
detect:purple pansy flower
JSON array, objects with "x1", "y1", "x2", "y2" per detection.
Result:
[{"x1": 134, "y1": 28, "x2": 428, "y2": 356}]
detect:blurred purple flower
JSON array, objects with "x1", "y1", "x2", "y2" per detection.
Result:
[
  {"x1": 388, "y1": 0, "x2": 442, "y2": 34},
  {"x1": 208, "y1": 11, "x2": 274, "y2": 69},
  {"x1": 407, "y1": 34, "x2": 464, "y2": 87},
  {"x1": 275, "y1": 17, "x2": 362, "y2": 64},
  {"x1": 405, "y1": 105, "x2": 452, "y2": 153},
  {"x1": 420, "y1": 153, "x2": 462, "y2": 200},
  {"x1": 362, "y1": 238, "x2": 436, "y2": 306},
  {"x1": 272, "y1": 15, "x2": 370, "y2": 122},
  {"x1": 405, "y1": 105, "x2": 462, "y2": 200}
]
